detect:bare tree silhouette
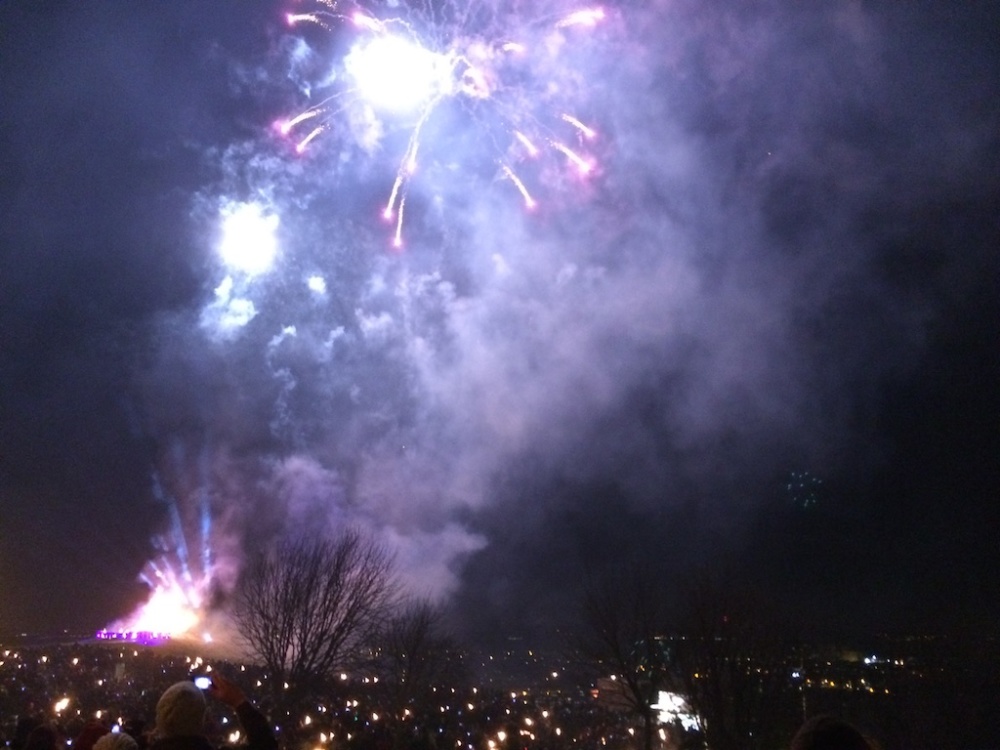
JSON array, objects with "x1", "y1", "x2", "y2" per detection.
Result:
[
  {"x1": 577, "y1": 563, "x2": 672, "y2": 750},
  {"x1": 673, "y1": 578, "x2": 795, "y2": 750},
  {"x1": 233, "y1": 529, "x2": 397, "y2": 705},
  {"x1": 373, "y1": 599, "x2": 466, "y2": 750}
]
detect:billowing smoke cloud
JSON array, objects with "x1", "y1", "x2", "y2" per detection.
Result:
[{"x1": 121, "y1": 0, "x2": 997, "y2": 643}]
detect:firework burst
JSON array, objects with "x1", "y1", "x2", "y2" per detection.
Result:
[
  {"x1": 278, "y1": 0, "x2": 606, "y2": 246},
  {"x1": 105, "y1": 469, "x2": 222, "y2": 643}
]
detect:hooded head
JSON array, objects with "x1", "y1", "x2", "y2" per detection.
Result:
[
  {"x1": 93, "y1": 734, "x2": 138, "y2": 750},
  {"x1": 155, "y1": 682, "x2": 207, "y2": 738}
]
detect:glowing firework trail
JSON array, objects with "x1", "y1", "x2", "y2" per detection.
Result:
[
  {"x1": 394, "y1": 197, "x2": 406, "y2": 248},
  {"x1": 502, "y1": 164, "x2": 536, "y2": 209},
  {"x1": 551, "y1": 141, "x2": 593, "y2": 174},
  {"x1": 278, "y1": 1, "x2": 606, "y2": 244},
  {"x1": 514, "y1": 130, "x2": 540, "y2": 157},
  {"x1": 555, "y1": 7, "x2": 605, "y2": 28},
  {"x1": 296, "y1": 125, "x2": 326, "y2": 153},
  {"x1": 561, "y1": 114, "x2": 597, "y2": 139},
  {"x1": 280, "y1": 109, "x2": 321, "y2": 135},
  {"x1": 287, "y1": 12, "x2": 329, "y2": 29},
  {"x1": 383, "y1": 98, "x2": 441, "y2": 248},
  {"x1": 351, "y1": 10, "x2": 384, "y2": 34}
]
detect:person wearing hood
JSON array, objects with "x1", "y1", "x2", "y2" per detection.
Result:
[{"x1": 149, "y1": 673, "x2": 276, "y2": 750}]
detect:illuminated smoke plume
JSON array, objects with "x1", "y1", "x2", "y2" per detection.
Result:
[
  {"x1": 104, "y1": 0, "x2": 996, "y2": 645},
  {"x1": 113, "y1": 0, "x2": 616, "y2": 639}
]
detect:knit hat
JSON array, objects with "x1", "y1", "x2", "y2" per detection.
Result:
[
  {"x1": 155, "y1": 681, "x2": 207, "y2": 738},
  {"x1": 93, "y1": 734, "x2": 138, "y2": 750}
]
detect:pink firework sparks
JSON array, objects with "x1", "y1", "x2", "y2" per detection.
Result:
[{"x1": 277, "y1": 1, "x2": 606, "y2": 245}]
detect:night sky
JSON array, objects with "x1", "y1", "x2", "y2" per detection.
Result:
[{"x1": 1, "y1": 1, "x2": 997, "y2": 647}]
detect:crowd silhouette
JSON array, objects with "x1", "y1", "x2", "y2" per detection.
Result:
[
  {"x1": 0, "y1": 642, "x2": 890, "y2": 750},
  {"x1": 5, "y1": 672, "x2": 275, "y2": 750}
]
